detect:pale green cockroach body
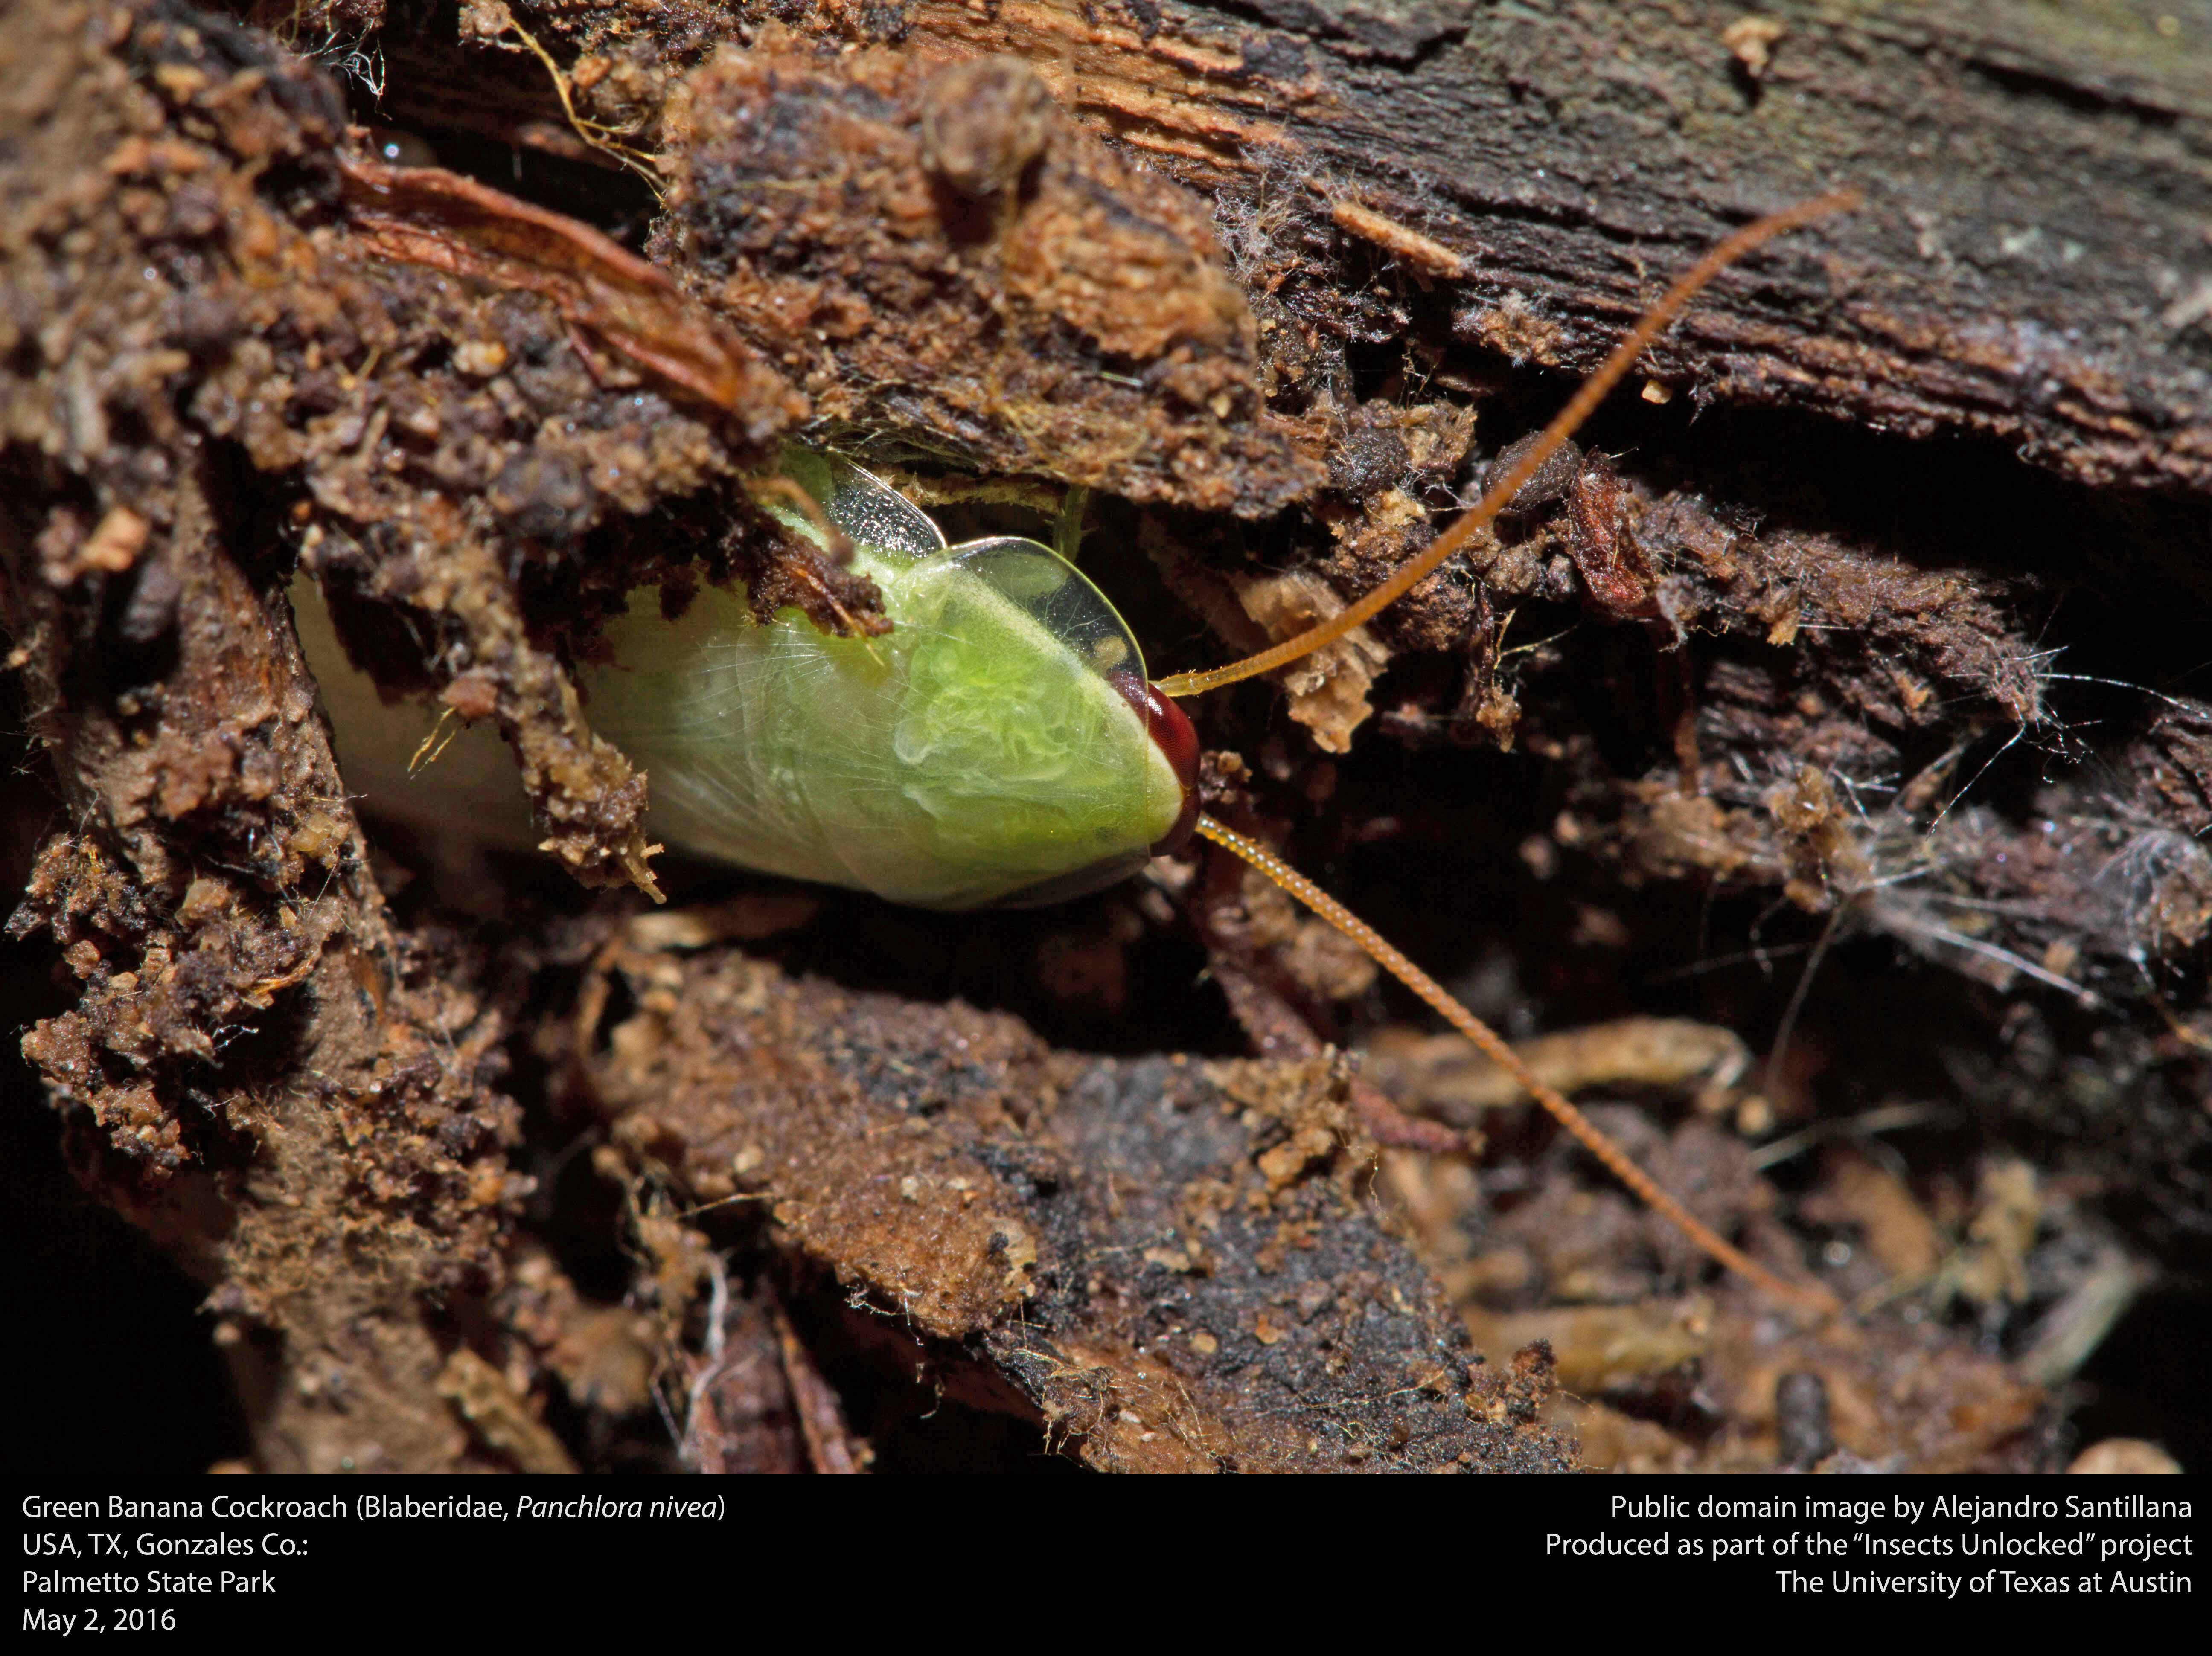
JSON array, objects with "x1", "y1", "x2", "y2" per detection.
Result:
[{"x1": 298, "y1": 452, "x2": 1192, "y2": 909}]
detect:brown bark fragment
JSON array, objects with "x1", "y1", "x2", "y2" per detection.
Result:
[
  {"x1": 338, "y1": 158, "x2": 802, "y2": 433},
  {"x1": 341, "y1": 0, "x2": 2211, "y2": 502},
  {"x1": 654, "y1": 28, "x2": 1322, "y2": 514},
  {"x1": 583, "y1": 944, "x2": 1575, "y2": 1471}
]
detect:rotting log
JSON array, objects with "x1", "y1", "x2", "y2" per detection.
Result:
[
  {"x1": 6, "y1": 0, "x2": 2208, "y2": 1472},
  {"x1": 0, "y1": 3, "x2": 545, "y2": 1472},
  {"x1": 584, "y1": 939, "x2": 1577, "y2": 1471},
  {"x1": 352, "y1": 0, "x2": 2212, "y2": 498},
  {"x1": 1, "y1": 0, "x2": 1582, "y2": 1470}
]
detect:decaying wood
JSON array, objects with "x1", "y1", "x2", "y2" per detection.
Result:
[
  {"x1": 348, "y1": 0, "x2": 2212, "y2": 499},
  {"x1": 5, "y1": 0, "x2": 2207, "y2": 1473},
  {"x1": 654, "y1": 33, "x2": 1323, "y2": 514},
  {"x1": 585, "y1": 940, "x2": 1576, "y2": 1470},
  {"x1": 0, "y1": 0, "x2": 543, "y2": 1471}
]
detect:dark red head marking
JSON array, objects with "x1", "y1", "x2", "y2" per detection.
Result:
[{"x1": 1110, "y1": 674, "x2": 1201, "y2": 854}]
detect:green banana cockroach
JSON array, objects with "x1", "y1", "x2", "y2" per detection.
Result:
[
  {"x1": 586, "y1": 451, "x2": 1201, "y2": 909},
  {"x1": 295, "y1": 449, "x2": 1200, "y2": 910},
  {"x1": 297, "y1": 193, "x2": 1857, "y2": 1310}
]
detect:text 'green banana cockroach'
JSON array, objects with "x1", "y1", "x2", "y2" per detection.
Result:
[{"x1": 299, "y1": 192, "x2": 1860, "y2": 1311}]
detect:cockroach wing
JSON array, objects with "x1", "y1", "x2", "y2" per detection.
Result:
[
  {"x1": 288, "y1": 569, "x2": 541, "y2": 850},
  {"x1": 778, "y1": 449, "x2": 946, "y2": 559},
  {"x1": 294, "y1": 452, "x2": 1186, "y2": 907},
  {"x1": 585, "y1": 532, "x2": 1187, "y2": 909}
]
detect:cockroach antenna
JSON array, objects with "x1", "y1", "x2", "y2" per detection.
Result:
[
  {"x1": 1155, "y1": 190, "x2": 1863, "y2": 699},
  {"x1": 1172, "y1": 192, "x2": 1864, "y2": 1316},
  {"x1": 1197, "y1": 818, "x2": 1831, "y2": 1309}
]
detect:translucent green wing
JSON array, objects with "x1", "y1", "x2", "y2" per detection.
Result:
[{"x1": 770, "y1": 450, "x2": 946, "y2": 560}]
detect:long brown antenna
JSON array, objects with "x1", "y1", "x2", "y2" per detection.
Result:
[
  {"x1": 1156, "y1": 189, "x2": 1862, "y2": 700},
  {"x1": 1196, "y1": 814, "x2": 1840, "y2": 1314}
]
